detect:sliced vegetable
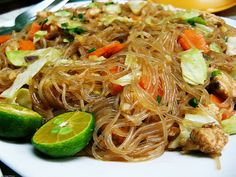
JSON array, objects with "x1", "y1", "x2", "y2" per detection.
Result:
[
  {"x1": 88, "y1": 2, "x2": 99, "y2": 8},
  {"x1": 60, "y1": 22, "x2": 85, "y2": 35},
  {"x1": 195, "y1": 23, "x2": 214, "y2": 36},
  {"x1": 19, "y1": 40, "x2": 35, "y2": 50},
  {"x1": 28, "y1": 22, "x2": 41, "y2": 40},
  {"x1": 6, "y1": 50, "x2": 31, "y2": 66},
  {"x1": 110, "y1": 84, "x2": 124, "y2": 95},
  {"x1": 0, "y1": 35, "x2": 11, "y2": 44},
  {"x1": 111, "y1": 70, "x2": 141, "y2": 86},
  {"x1": 55, "y1": 10, "x2": 72, "y2": 17},
  {"x1": 88, "y1": 48, "x2": 96, "y2": 53},
  {"x1": 186, "y1": 17, "x2": 206, "y2": 26},
  {"x1": 180, "y1": 48, "x2": 208, "y2": 85},
  {"x1": 127, "y1": 1, "x2": 147, "y2": 15},
  {"x1": 104, "y1": 4, "x2": 121, "y2": 14},
  {"x1": 1, "y1": 48, "x2": 62, "y2": 99},
  {"x1": 184, "y1": 112, "x2": 219, "y2": 126},
  {"x1": 89, "y1": 42, "x2": 125, "y2": 58},
  {"x1": 209, "y1": 42, "x2": 222, "y2": 53},
  {"x1": 222, "y1": 116, "x2": 236, "y2": 135},
  {"x1": 178, "y1": 29, "x2": 209, "y2": 53},
  {"x1": 33, "y1": 30, "x2": 48, "y2": 43},
  {"x1": 101, "y1": 15, "x2": 133, "y2": 26},
  {"x1": 226, "y1": 36, "x2": 236, "y2": 56},
  {"x1": 139, "y1": 75, "x2": 164, "y2": 98},
  {"x1": 157, "y1": 95, "x2": 162, "y2": 104},
  {"x1": 211, "y1": 70, "x2": 221, "y2": 78},
  {"x1": 188, "y1": 98, "x2": 198, "y2": 108},
  {"x1": 6, "y1": 47, "x2": 61, "y2": 67},
  {"x1": 209, "y1": 94, "x2": 223, "y2": 105},
  {"x1": 177, "y1": 10, "x2": 200, "y2": 20}
]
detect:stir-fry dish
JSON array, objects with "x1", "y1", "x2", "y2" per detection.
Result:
[{"x1": 0, "y1": 1, "x2": 236, "y2": 162}]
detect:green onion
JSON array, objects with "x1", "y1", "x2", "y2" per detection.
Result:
[
  {"x1": 40, "y1": 19, "x2": 48, "y2": 26},
  {"x1": 70, "y1": 27, "x2": 85, "y2": 34},
  {"x1": 105, "y1": 2, "x2": 114, "y2": 5},
  {"x1": 61, "y1": 23, "x2": 68, "y2": 29},
  {"x1": 88, "y1": 48, "x2": 96, "y2": 53},
  {"x1": 157, "y1": 95, "x2": 162, "y2": 104},
  {"x1": 188, "y1": 98, "x2": 198, "y2": 108},
  {"x1": 211, "y1": 70, "x2": 221, "y2": 78},
  {"x1": 79, "y1": 13, "x2": 85, "y2": 22},
  {"x1": 186, "y1": 16, "x2": 206, "y2": 26}
]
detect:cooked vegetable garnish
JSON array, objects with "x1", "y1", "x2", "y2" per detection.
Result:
[
  {"x1": 178, "y1": 29, "x2": 209, "y2": 53},
  {"x1": 226, "y1": 36, "x2": 236, "y2": 55},
  {"x1": 89, "y1": 42, "x2": 125, "y2": 58},
  {"x1": 88, "y1": 48, "x2": 96, "y2": 53},
  {"x1": 209, "y1": 42, "x2": 222, "y2": 53},
  {"x1": 211, "y1": 70, "x2": 221, "y2": 78},
  {"x1": 186, "y1": 17, "x2": 206, "y2": 26},
  {"x1": 0, "y1": 35, "x2": 11, "y2": 44},
  {"x1": 157, "y1": 95, "x2": 162, "y2": 104},
  {"x1": 188, "y1": 98, "x2": 198, "y2": 108},
  {"x1": 19, "y1": 40, "x2": 35, "y2": 50},
  {"x1": 222, "y1": 116, "x2": 236, "y2": 135},
  {"x1": 180, "y1": 48, "x2": 207, "y2": 85},
  {"x1": 28, "y1": 22, "x2": 41, "y2": 40}
]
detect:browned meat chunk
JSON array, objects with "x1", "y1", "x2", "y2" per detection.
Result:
[{"x1": 183, "y1": 124, "x2": 228, "y2": 156}]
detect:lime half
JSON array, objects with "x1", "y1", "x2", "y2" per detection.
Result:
[
  {"x1": 0, "y1": 103, "x2": 43, "y2": 138},
  {"x1": 32, "y1": 111, "x2": 95, "y2": 158}
]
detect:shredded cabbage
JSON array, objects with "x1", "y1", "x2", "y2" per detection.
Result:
[
  {"x1": 127, "y1": 1, "x2": 147, "y2": 14},
  {"x1": 1, "y1": 48, "x2": 62, "y2": 99},
  {"x1": 100, "y1": 15, "x2": 133, "y2": 26},
  {"x1": 226, "y1": 36, "x2": 236, "y2": 56},
  {"x1": 180, "y1": 48, "x2": 208, "y2": 85},
  {"x1": 111, "y1": 70, "x2": 141, "y2": 86},
  {"x1": 104, "y1": 4, "x2": 121, "y2": 14},
  {"x1": 222, "y1": 116, "x2": 236, "y2": 135}
]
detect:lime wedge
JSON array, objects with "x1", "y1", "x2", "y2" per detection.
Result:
[
  {"x1": 32, "y1": 111, "x2": 95, "y2": 158},
  {"x1": 0, "y1": 103, "x2": 43, "y2": 138}
]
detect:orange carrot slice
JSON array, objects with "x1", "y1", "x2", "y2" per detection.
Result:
[
  {"x1": 19, "y1": 39, "x2": 35, "y2": 50},
  {"x1": 178, "y1": 29, "x2": 209, "y2": 53},
  {"x1": 0, "y1": 35, "x2": 11, "y2": 44},
  {"x1": 28, "y1": 22, "x2": 41, "y2": 40},
  {"x1": 89, "y1": 42, "x2": 125, "y2": 58}
]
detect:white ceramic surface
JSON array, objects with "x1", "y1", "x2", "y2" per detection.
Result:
[{"x1": 0, "y1": 1, "x2": 236, "y2": 177}]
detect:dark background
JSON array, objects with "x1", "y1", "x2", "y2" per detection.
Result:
[{"x1": 0, "y1": 0, "x2": 41, "y2": 14}]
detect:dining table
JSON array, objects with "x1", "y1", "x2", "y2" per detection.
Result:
[{"x1": 0, "y1": 0, "x2": 235, "y2": 177}]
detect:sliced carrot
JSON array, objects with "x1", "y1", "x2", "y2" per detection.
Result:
[
  {"x1": 178, "y1": 29, "x2": 209, "y2": 53},
  {"x1": 222, "y1": 110, "x2": 234, "y2": 120},
  {"x1": 89, "y1": 42, "x2": 125, "y2": 58},
  {"x1": 139, "y1": 75, "x2": 164, "y2": 98},
  {"x1": 209, "y1": 94, "x2": 223, "y2": 105},
  {"x1": 28, "y1": 22, "x2": 41, "y2": 40},
  {"x1": 0, "y1": 35, "x2": 11, "y2": 44},
  {"x1": 109, "y1": 66, "x2": 124, "y2": 95},
  {"x1": 19, "y1": 39, "x2": 35, "y2": 50},
  {"x1": 110, "y1": 84, "x2": 124, "y2": 95}
]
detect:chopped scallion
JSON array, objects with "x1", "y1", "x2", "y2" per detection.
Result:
[
  {"x1": 211, "y1": 70, "x2": 221, "y2": 78},
  {"x1": 88, "y1": 48, "x2": 96, "y2": 53},
  {"x1": 157, "y1": 95, "x2": 162, "y2": 104},
  {"x1": 188, "y1": 98, "x2": 198, "y2": 108}
]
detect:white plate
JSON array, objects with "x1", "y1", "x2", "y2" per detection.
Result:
[{"x1": 1, "y1": 1, "x2": 236, "y2": 177}]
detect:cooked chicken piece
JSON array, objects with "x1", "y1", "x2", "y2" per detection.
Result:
[
  {"x1": 183, "y1": 124, "x2": 228, "y2": 156},
  {"x1": 207, "y1": 72, "x2": 236, "y2": 101}
]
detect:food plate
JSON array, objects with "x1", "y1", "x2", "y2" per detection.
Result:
[{"x1": 0, "y1": 1, "x2": 236, "y2": 177}]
